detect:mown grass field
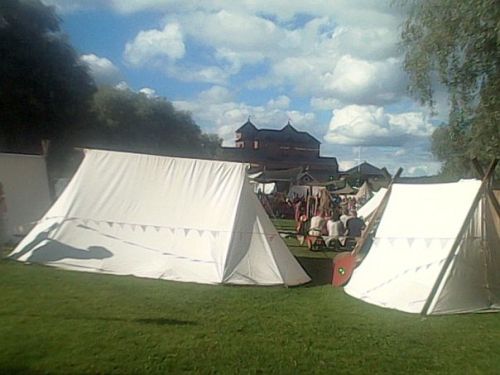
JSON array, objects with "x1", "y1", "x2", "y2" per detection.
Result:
[{"x1": 1, "y1": 221, "x2": 499, "y2": 374}]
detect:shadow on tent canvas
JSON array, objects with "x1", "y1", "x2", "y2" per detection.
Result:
[
  {"x1": 27, "y1": 242, "x2": 113, "y2": 263},
  {"x1": 10, "y1": 223, "x2": 113, "y2": 263}
]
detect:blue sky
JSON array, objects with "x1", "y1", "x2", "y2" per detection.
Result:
[{"x1": 44, "y1": 0, "x2": 448, "y2": 176}]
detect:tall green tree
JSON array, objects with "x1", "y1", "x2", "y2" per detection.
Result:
[
  {"x1": 399, "y1": 0, "x2": 499, "y2": 176},
  {"x1": 0, "y1": 0, "x2": 95, "y2": 154},
  {"x1": 87, "y1": 87, "x2": 222, "y2": 158}
]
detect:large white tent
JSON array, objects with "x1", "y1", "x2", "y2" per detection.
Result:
[
  {"x1": 9, "y1": 149, "x2": 310, "y2": 286},
  {"x1": 0, "y1": 153, "x2": 51, "y2": 242},
  {"x1": 345, "y1": 179, "x2": 500, "y2": 315}
]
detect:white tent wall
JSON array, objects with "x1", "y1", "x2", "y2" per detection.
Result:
[
  {"x1": 344, "y1": 180, "x2": 499, "y2": 314},
  {"x1": 429, "y1": 193, "x2": 500, "y2": 314},
  {"x1": 0, "y1": 153, "x2": 51, "y2": 241},
  {"x1": 9, "y1": 149, "x2": 310, "y2": 286}
]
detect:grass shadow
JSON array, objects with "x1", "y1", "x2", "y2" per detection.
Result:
[
  {"x1": 132, "y1": 318, "x2": 196, "y2": 326},
  {"x1": 296, "y1": 256, "x2": 333, "y2": 287},
  {"x1": 0, "y1": 312, "x2": 196, "y2": 326}
]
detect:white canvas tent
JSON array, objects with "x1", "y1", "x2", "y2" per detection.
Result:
[
  {"x1": 0, "y1": 153, "x2": 51, "y2": 242},
  {"x1": 9, "y1": 149, "x2": 310, "y2": 286},
  {"x1": 345, "y1": 179, "x2": 500, "y2": 315},
  {"x1": 357, "y1": 188, "x2": 387, "y2": 221},
  {"x1": 355, "y1": 181, "x2": 372, "y2": 202}
]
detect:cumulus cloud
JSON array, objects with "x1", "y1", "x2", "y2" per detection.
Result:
[
  {"x1": 80, "y1": 54, "x2": 122, "y2": 85},
  {"x1": 173, "y1": 87, "x2": 316, "y2": 145},
  {"x1": 139, "y1": 87, "x2": 158, "y2": 98},
  {"x1": 115, "y1": 81, "x2": 131, "y2": 91},
  {"x1": 124, "y1": 23, "x2": 185, "y2": 67},
  {"x1": 108, "y1": 2, "x2": 406, "y2": 106},
  {"x1": 324, "y1": 105, "x2": 435, "y2": 147},
  {"x1": 267, "y1": 95, "x2": 290, "y2": 110}
]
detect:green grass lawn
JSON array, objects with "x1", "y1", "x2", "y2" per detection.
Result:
[{"x1": 1, "y1": 223, "x2": 500, "y2": 374}]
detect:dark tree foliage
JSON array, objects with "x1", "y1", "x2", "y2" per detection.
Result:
[
  {"x1": 0, "y1": 1, "x2": 222, "y2": 178},
  {"x1": 399, "y1": 0, "x2": 499, "y2": 176},
  {"x1": 86, "y1": 87, "x2": 222, "y2": 159},
  {"x1": 0, "y1": 0, "x2": 96, "y2": 155}
]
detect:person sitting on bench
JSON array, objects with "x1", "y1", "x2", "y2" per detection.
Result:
[
  {"x1": 345, "y1": 211, "x2": 365, "y2": 237},
  {"x1": 306, "y1": 211, "x2": 326, "y2": 250}
]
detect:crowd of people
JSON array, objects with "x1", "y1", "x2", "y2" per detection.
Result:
[{"x1": 294, "y1": 195, "x2": 367, "y2": 251}]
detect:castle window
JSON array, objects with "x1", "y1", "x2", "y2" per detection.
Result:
[{"x1": 253, "y1": 140, "x2": 259, "y2": 149}]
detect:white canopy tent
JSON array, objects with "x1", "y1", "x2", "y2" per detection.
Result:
[
  {"x1": 252, "y1": 182, "x2": 277, "y2": 195},
  {"x1": 345, "y1": 179, "x2": 500, "y2": 315},
  {"x1": 288, "y1": 185, "x2": 324, "y2": 198},
  {"x1": 0, "y1": 153, "x2": 51, "y2": 242},
  {"x1": 9, "y1": 149, "x2": 310, "y2": 286}
]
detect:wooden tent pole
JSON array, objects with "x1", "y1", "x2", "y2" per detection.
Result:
[
  {"x1": 472, "y1": 158, "x2": 500, "y2": 217},
  {"x1": 420, "y1": 160, "x2": 498, "y2": 316},
  {"x1": 352, "y1": 167, "x2": 403, "y2": 258}
]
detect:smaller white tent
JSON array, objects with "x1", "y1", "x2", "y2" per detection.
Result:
[
  {"x1": 355, "y1": 181, "x2": 372, "y2": 202},
  {"x1": 9, "y1": 149, "x2": 310, "y2": 286},
  {"x1": 345, "y1": 179, "x2": 500, "y2": 315},
  {"x1": 357, "y1": 188, "x2": 387, "y2": 221},
  {"x1": 0, "y1": 153, "x2": 51, "y2": 242}
]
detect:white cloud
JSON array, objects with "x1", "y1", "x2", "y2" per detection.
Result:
[
  {"x1": 338, "y1": 160, "x2": 357, "y2": 171},
  {"x1": 80, "y1": 54, "x2": 121, "y2": 85},
  {"x1": 324, "y1": 105, "x2": 435, "y2": 147},
  {"x1": 139, "y1": 87, "x2": 158, "y2": 98},
  {"x1": 267, "y1": 95, "x2": 290, "y2": 110},
  {"x1": 124, "y1": 23, "x2": 185, "y2": 67},
  {"x1": 115, "y1": 81, "x2": 130, "y2": 91},
  {"x1": 173, "y1": 87, "x2": 316, "y2": 145},
  {"x1": 197, "y1": 85, "x2": 234, "y2": 104},
  {"x1": 310, "y1": 97, "x2": 343, "y2": 111}
]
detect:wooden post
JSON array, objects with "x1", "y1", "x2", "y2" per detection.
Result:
[
  {"x1": 472, "y1": 158, "x2": 500, "y2": 217},
  {"x1": 352, "y1": 167, "x2": 403, "y2": 258}
]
